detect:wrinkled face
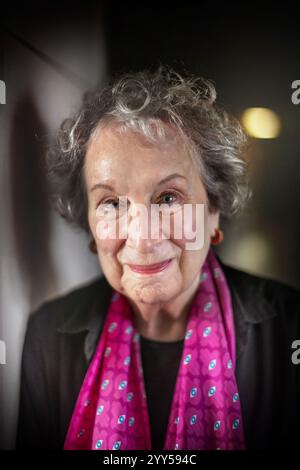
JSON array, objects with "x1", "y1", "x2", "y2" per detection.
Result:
[{"x1": 84, "y1": 122, "x2": 219, "y2": 307}]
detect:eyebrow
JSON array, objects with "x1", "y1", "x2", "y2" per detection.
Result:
[{"x1": 90, "y1": 173, "x2": 187, "y2": 193}]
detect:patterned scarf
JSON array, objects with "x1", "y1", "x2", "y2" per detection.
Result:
[{"x1": 64, "y1": 248, "x2": 245, "y2": 450}]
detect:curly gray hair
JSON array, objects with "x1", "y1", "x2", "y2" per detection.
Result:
[{"x1": 46, "y1": 65, "x2": 251, "y2": 232}]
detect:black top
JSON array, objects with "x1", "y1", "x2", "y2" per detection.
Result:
[
  {"x1": 15, "y1": 254, "x2": 300, "y2": 450},
  {"x1": 140, "y1": 335, "x2": 184, "y2": 449}
]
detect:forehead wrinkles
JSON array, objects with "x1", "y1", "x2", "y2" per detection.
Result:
[{"x1": 84, "y1": 124, "x2": 197, "y2": 191}]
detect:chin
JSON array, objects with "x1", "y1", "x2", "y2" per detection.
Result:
[{"x1": 129, "y1": 282, "x2": 178, "y2": 305}]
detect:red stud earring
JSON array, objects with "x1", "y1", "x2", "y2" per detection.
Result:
[
  {"x1": 89, "y1": 239, "x2": 98, "y2": 254},
  {"x1": 211, "y1": 228, "x2": 224, "y2": 245}
]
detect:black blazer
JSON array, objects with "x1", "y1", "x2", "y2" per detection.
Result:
[{"x1": 16, "y1": 256, "x2": 300, "y2": 449}]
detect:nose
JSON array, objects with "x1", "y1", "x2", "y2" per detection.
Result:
[{"x1": 125, "y1": 202, "x2": 166, "y2": 253}]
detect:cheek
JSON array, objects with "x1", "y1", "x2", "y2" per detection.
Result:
[
  {"x1": 168, "y1": 204, "x2": 208, "y2": 251},
  {"x1": 96, "y1": 238, "x2": 124, "y2": 287},
  {"x1": 169, "y1": 206, "x2": 210, "y2": 278},
  {"x1": 89, "y1": 213, "x2": 124, "y2": 261},
  {"x1": 177, "y1": 246, "x2": 209, "y2": 289},
  {"x1": 97, "y1": 238, "x2": 121, "y2": 257}
]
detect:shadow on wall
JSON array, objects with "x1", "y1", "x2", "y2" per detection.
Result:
[{"x1": 9, "y1": 90, "x2": 57, "y2": 310}]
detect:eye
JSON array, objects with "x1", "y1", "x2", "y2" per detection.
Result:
[
  {"x1": 98, "y1": 198, "x2": 119, "y2": 209},
  {"x1": 96, "y1": 197, "x2": 129, "y2": 220},
  {"x1": 157, "y1": 191, "x2": 180, "y2": 205}
]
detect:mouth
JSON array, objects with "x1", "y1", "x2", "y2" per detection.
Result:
[{"x1": 126, "y1": 258, "x2": 173, "y2": 275}]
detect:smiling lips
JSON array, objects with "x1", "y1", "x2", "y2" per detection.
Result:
[{"x1": 127, "y1": 258, "x2": 173, "y2": 274}]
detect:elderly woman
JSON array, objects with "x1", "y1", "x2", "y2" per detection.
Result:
[{"x1": 17, "y1": 66, "x2": 299, "y2": 450}]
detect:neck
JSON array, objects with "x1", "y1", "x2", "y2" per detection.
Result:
[{"x1": 129, "y1": 275, "x2": 200, "y2": 342}]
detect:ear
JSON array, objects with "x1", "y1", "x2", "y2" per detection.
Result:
[{"x1": 208, "y1": 210, "x2": 220, "y2": 237}]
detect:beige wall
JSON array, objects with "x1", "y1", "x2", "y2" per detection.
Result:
[{"x1": 0, "y1": 15, "x2": 107, "y2": 449}]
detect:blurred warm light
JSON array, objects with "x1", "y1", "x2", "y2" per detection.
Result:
[{"x1": 241, "y1": 107, "x2": 281, "y2": 139}]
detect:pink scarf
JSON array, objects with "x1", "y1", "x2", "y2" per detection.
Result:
[{"x1": 64, "y1": 248, "x2": 245, "y2": 450}]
